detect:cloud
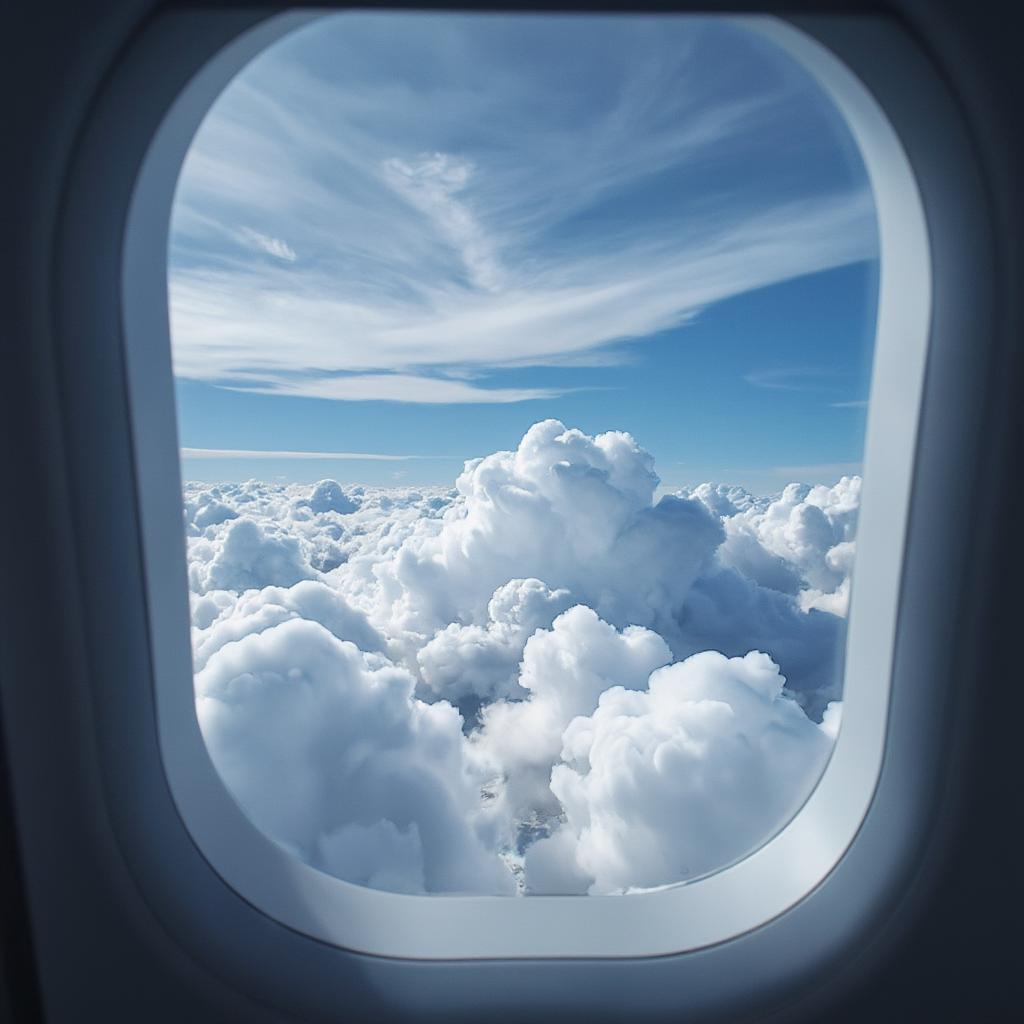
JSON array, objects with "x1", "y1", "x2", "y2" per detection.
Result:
[
  {"x1": 182, "y1": 447, "x2": 457, "y2": 461},
  {"x1": 169, "y1": 190, "x2": 876, "y2": 402},
  {"x1": 469, "y1": 607, "x2": 674, "y2": 844},
  {"x1": 382, "y1": 153, "x2": 504, "y2": 292},
  {"x1": 318, "y1": 820, "x2": 425, "y2": 894},
  {"x1": 184, "y1": 420, "x2": 858, "y2": 895},
  {"x1": 192, "y1": 498, "x2": 239, "y2": 530},
  {"x1": 305, "y1": 479, "x2": 358, "y2": 514},
  {"x1": 183, "y1": 478, "x2": 458, "y2": 579},
  {"x1": 743, "y1": 367, "x2": 836, "y2": 391},
  {"x1": 225, "y1": 373, "x2": 568, "y2": 404},
  {"x1": 168, "y1": 15, "x2": 877, "y2": 403},
  {"x1": 196, "y1": 618, "x2": 515, "y2": 893},
  {"x1": 525, "y1": 650, "x2": 837, "y2": 894},
  {"x1": 188, "y1": 516, "x2": 316, "y2": 593},
  {"x1": 685, "y1": 482, "x2": 762, "y2": 518},
  {"x1": 417, "y1": 578, "x2": 574, "y2": 703},
  {"x1": 237, "y1": 227, "x2": 297, "y2": 262},
  {"x1": 669, "y1": 568, "x2": 845, "y2": 717},
  {"x1": 190, "y1": 579, "x2": 385, "y2": 672},
  {"x1": 373, "y1": 420, "x2": 725, "y2": 646},
  {"x1": 717, "y1": 477, "x2": 860, "y2": 610}
]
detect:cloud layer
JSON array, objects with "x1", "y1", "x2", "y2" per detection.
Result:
[{"x1": 186, "y1": 421, "x2": 855, "y2": 894}]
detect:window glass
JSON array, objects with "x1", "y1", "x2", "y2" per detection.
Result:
[{"x1": 171, "y1": 13, "x2": 878, "y2": 896}]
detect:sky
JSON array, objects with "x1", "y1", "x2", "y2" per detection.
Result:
[{"x1": 170, "y1": 12, "x2": 879, "y2": 493}]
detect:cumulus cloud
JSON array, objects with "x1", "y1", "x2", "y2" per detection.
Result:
[
  {"x1": 197, "y1": 618, "x2": 514, "y2": 894},
  {"x1": 188, "y1": 516, "x2": 316, "y2": 593},
  {"x1": 675, "y1": 567, "x2": 844, "y2": 717},
  {"x1": 417, "y1": 578, "x2": 574, "y2": 703},
  {"x1": 183, "y1": 422, "x2": 859, "y2": 896},
  {"x1": 526, "y1": 651, "x2": 837, "y2": 894},
  {"x1": 305, "y1": 479, "x2": 358, "y2": 515},
  {"x1": 376, "y1": 420, "x2": 724, "y2": 646},
  {"x1": 192, "y1": 498, "x2": 239, "y2": 531},
  {"x1": 190, "y1": 579, "x2": 385, "y2": 672},
  {"x1": 715, "y1": 477, "x2": 860, "y2": 615},
  {"x1": 468, "y1": 607, "x2": 673, "y2": 850}
]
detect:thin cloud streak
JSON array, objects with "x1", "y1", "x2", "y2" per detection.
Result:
[
  {"x1": 181, "y1": 447, "x2": 462, "y2": 461},
  {"x1": 744, "y1": 367, "x2": 837, "y2": 391},
  {"x1": 223, "y1": 373, "x2": 569, "y2": 404}
]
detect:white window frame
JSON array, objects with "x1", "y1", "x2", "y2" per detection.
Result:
[{"x1": 120, "y1": 11, "x2": 930, "y2": 960}]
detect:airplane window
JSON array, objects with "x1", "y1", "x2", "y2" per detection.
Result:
[
  {"x1": 169, "y1": 12, "x2": 879, "y2": 898},
  {"x1": 4, "y1": 0, "x2": 1001, "y2": 1007}
]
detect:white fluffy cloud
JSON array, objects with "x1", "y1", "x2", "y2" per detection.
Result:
[
  {"x1": 470, "y1": 607, "x2": 673, "y2": 846},
  {"x1": 304, "y1": 479, "x2": 359, "y2": 515},
  {"x1": 525, "y1": 651, "x2": 837, "y2": 894},
  {"x1": 183, "y1": 422, "x2": 860, "y2": 895},
  {"x1": 190, "y1": 579, "x2": 385, "y2": 672},
  {"x1": 188, "y1": 516, "x2": 316, "y2": 594},
  {"x1": 417, "y1": 578, "x2": 574, "y2": 703},
  {"x1": 375, "y1": 420, "x2": 724, "y2": 646},
  {"x1": 713, "y1": 477, "x2": 860, "y2": 614},
  {"x1": 196, "y1": 617, "x2": 514, "y2": 894}
]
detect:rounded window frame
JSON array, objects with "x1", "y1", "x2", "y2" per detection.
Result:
[{"x1": 121, "y1": 11, "x2": 930, "y2": 960}]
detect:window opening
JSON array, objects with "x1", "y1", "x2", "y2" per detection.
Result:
[{"x1": 170, "y1": 12, "x2": 879, "y2": 896}]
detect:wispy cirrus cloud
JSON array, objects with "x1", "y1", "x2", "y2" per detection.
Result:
[
  {"x1": 171, "y1": 191, "x2": 876, "y2": 401},
  {"x1": 169, "y1": 14, "x2": 878, "y2": 405},
  {"x1": 381, "y1": 153, "x2": 504, "y2": 292},
  {"x1": 745, "y1": 369, "x2": 870, "y2": 409}
]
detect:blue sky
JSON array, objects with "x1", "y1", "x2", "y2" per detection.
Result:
[{"x1": 171, "y1": 12, "x2": 879, "y2": 492}]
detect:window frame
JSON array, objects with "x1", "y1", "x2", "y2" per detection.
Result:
[
  {"x1": 122, "y1": 10, "x2": 928, "y2": 959},
  {"x1": 49, "y1": 1, "x2": 992, "y2": 1016}
]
